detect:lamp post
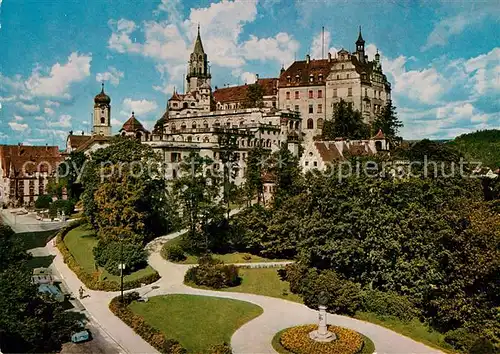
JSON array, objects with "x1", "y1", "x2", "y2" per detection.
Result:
[{"x1": 120, "y1": 239, "x2": 124, "y2": 303}]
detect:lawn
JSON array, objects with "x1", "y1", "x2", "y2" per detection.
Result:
[
  {"x1": 162, "y1": 236, "x2": 288, "y2": 264},
  {"x1": 219, "y1": 268, "x2": 303, "y2": 303},
  {"x1": 17, "y1": 229, "x2": 58, "y2": 251},
  {"x1": 27, "y1": 255, "x2": 55, "y2": 269},
  {"x1": 64, "y1": 224, "x2": 156, "y2": 283},
  {"x1": 128, "y1": 294, "x2": 263, "y2": 353}
]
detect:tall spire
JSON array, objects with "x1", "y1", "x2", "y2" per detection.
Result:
[
  {"x1": 356, "y1": 25, "x2": 365, "y2": 44},
  {"x1": 101, "y1": 82, "x2": 105, "y2": 93},
  {"x1": 193, "y1": 23, "x2": 204, "y2": 53}
]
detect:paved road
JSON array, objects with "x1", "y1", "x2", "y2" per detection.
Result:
[
  {"x1": 47, "y1": 226, "x2": 443, "y2": 354},
  {"x1": 1, "y1": 209, "x2": 66, "y2": 233}
]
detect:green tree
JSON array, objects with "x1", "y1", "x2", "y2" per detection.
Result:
[
  {"x1": 270, "y1": 143, "x2": 303, "y2": 207},
  {"x1": 372, "y1": 100, "x2": 403, "y2": 144},
  {"x1": 58, "y1": 150, "x2": 86, "y2": 201},
  {"x1": 323, "y1": 99, "x2": 369, "y2": 140},
  {"x1": 0, "y1": 224, "x2": 85, "y2": 353},
  {"x1": 244, "y1": 146, "x2": 268, "y2": 205},
  {"x1": 217, "y1": 130, "x2": 240, "y2": 219},
  {"x1": 174, "y1": 152, "x2": 225, "y2": 252},
  {"x1": 241, "y1": 83, "x2": 264, "y2": 108}
]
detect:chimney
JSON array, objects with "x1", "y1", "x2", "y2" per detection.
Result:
[
  {"x1": 255, "y1": 73, "x2": 259, "y2": 81},
  {"x1": 306, "y1": 54, "x2": 310, "y2": 64},
  {"x1": 328, "y1": 52, "x2": 332, "y2": 62},
  {"x1": 81, "y1": 131, "x2": 84, "y2": 135},
  {"x1": 69, "y1": 130, "x2": 73, "y2": 135}
]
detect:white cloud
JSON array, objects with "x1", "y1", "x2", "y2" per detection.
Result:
[
  {"x1": 44, "y1": 107, "x2": 55, "y2": 116},
  {"x1": 242, "y1": 32, "x2": 300, "y2": 66},
  {"x1": 34, "y1": 116, "x2": 45, "y2": 121},
  {"x1": 153, "y1": 83, "x2": 176, "y2": 95},
  {"x1": 24, "y1": 52, "x2": 92, "y2": 98},
  {"x1": 38, "y1": 129, "x2": 68, "y2": 141},
  {"x1": 463, "y1": 47, "x2": 500, "y2": 96},
  {"x1": 121, "y1": 98, "x2": 158, "y2": 116},
  {"x1": 9, "y1": 120, "x2": 29, "y2": 132},
  {"x1": 240, "y1": 72, "x2": 256, "y2": 84},
  {"x1": 421, "y1": 6, "x2": 500, "y2": 51},
  {"x1": 95, "y1": 66, "x2": 125, "y2": 86},
  {"x1": 15, "y1": 102, "x2": 40, "y2": 113},
  {"x1": 47, "y1": 114, "x2": 72, "y2": 128},
  {"x1": 310, "y1": 29, "x2": 338, "y2": 60},
  {"x1": 13, "y1": 115, "x2": 24, "y2": 121},
  {"x1": 0, "y1": 95, "x2": 17, "y2": 102},
  {"x1": 45, "y1": 100, "x2": 60, "y2": 107}
]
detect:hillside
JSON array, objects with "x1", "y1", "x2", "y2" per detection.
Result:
[{"x1": 447, "y1": 129, "x2": 500, "y2": 168}]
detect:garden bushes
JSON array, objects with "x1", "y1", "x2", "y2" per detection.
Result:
[
  {"x1": 184, "y1": 255, "x2": 240, "y2": 289},
  {"x1": 360, "y1": 289, "x2": 419, "y2": 322},
  {"x1": 164, "y1": 244, "x2": 186, "y2": 262},
  {"x1": 109, "y1": 292, "x2": 186, "y2": 354},
  {"x1": 34, "y1": 194, "x2": 52, "y2": 209}
]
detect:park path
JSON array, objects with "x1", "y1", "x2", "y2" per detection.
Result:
[{"x1": 43, "y1": 222, "x2": 443, "y2": 354}]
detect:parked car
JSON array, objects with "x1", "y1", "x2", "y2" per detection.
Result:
[{"x1": 71, "y1": 329, "x2": 91, "y2": 343}]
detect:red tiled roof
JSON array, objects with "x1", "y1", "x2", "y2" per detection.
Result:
[
  {"x1": 314, "y1": 142, "x2": 343, "y2": 163},
  {"x1": 0, "y1": 145, "x2": 63, "y2": 178},
  {"x1": 279, "y1": 59, "x2": 331, "y2": 87},
  {"x1": 213, "y1": 78, "x2": 278, "y2": 104},
  {"x1": 67, "y1": 134, "x2": 91, "y2": 150},
  {"x1": 372, "y1": 129, "x2": 385, "y2": 140},
  {"x1": 120, "y1": 113, "x2": 149, "y2": 133},
  {"x1": 76, "y1": 135, "x2": 112, "y2": 152}
]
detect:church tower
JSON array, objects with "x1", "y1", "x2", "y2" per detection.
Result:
[
  {"x1": 356, "y1": 26, "x2": 366, "y2": 63},
  {"x1": 93, "y1": 83, "x2": 112, "y2": 136},
  {"x1": 186, "y1": 25, "x2": 211, "y2": 92}
]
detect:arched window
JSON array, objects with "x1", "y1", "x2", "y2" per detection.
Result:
[
  {"x1": 317, "y1": 118, "x2": 324, "y2": 130},
  {"x1": 307, "y1": 118, "x2": 314, "y2": 129},
  {"x1": 266, "y1": 139, "x2": 271, "y2": 147},
  {"x1": 101, "y1": 117, "x2": 105, "y2": 124},
  {"x1": 295, "y1": 121, "x2": 299, "y2": 129},
  {"x1": 375, "y1": 141, "x2": 382, "y2": 151},
  {"x1": 203, "y1": 136, "x2": 210, "y2": 143},
  {"x1": 135, "y1": 132, "x2": 142, "y2": 140},
  {"x1": 203, "y1": 121, "x2": 209, "y2": 128},
  {"x1": 214, "y1": 120, "x2": 220, "y2": 127},
  {"x1": 181, "y1": 122, "x2": 187, "y2": 130},
  {"x1": 187, "y1": 136, "x2": 192, "y2": 142},
  {"x1": 183, "y1": 102, "x2": 188, "y2": 109},
  {"x1": 199, "y1": 55, "x2": 203, "y2": 61},
  {"x1": 191, "y1": 102, "x2": 196, "y2": 107},
  {"x1": 289, "y1": 121, "x2": 293, "y2": 129},
  {"x1": 192, "y1": 121, "x2": 197, "y2": 129}
]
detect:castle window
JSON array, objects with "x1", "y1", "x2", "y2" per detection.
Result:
[
  {"x1": 318, "y1": 74, "x2": 323, "y2": 81},
  {"x1": 346, "y1": 74, "x2": 350, "y2": 79},
  {"x1": 295, "y1": 121, "x2": 299, "y2": 129},
  {"x1": 309, "y1": 104, "x2": 313, "y2": 114},
  {"x1": 294, "y1": 105, "x2": 299, "y2": 112},
  {"x1": 286, "y1": 91, "x2": 290, "y2": 100},
  {"x1": 287, "y1": 76, "x2": 291, "y2": 83},
  {"x1": 101, "y1": 117, "x2": 105, "y2": 124},
  {"x1": 173, "y1": 103, "x2": 178, "y2": 107},
  {"x1": 318, "y1": 90, "x2": 323, "y2": 98},
  {"x1": 308, "y1": 90, "x2": 313, "y2": 99},
  {"x1": 307, "y1": 118, "x2": 314, "y2": 129},
  {"x1": 309, "y1": 75, "x2": 314, "y2": 82},
  {"x1": 318, "y1": 104, "x2": 323, "y2": 113},
  {"x1": 187, "y1": 136, "x2": 192, "y2": 142},
  {"x1": 295, "y1": 91, "x2": 299, "y2": 99},
  {"x1": 348, "y1": 87, "x2": 352, "y2": 96},
  {"x1": 337, "y1": 74, "x2": 340, "y2": 80},
  {"x1": 365, "y1": 88, "x2": 368, "y2": 97},
  {"x1": 333, "y1": 88, "x2": 337, "y2": 97},
  {"x1": 192, "y1": 122, "x2": 197, "y2": 129},
  {"x1": 295, "y1": 74, "x2": 300, "y2": 82},
  {"x1": 203, "y1": 121, "x2": 209, "y2": 128},
  {"x1": 317, "y1": 118, "x2": 324, "y2": 129},
  {"x1": 286, "y1": 105, "x2": 290, "y2": 110},
  {"x1": 191, "y1": 102, "x2": 195, "y2": 107},
  {"x1": 341, "y1": 64, "x2": 344, "y2": 70}
]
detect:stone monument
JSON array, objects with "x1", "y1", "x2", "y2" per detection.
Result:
[{"x1": 309, "y1": 291, "x2": 336, "y2": 342}]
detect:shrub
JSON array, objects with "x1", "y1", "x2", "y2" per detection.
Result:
[
  {"x1": 208, "y1": 343, "x2": 232, "y2": 354},
  {"x1": 109, "y1": 295, "x2": 186, "y2": 354},
  {"x1": 49, "y1": 199, "x2": 75, "y2": 216},
  {"x1": 198, "y1": 253, "x2": 223, "y2": 266},
  {"x1": 300, "y1": 269, "x2": 362, "y2": 316},
  {"x1": 279, "y1": 325, "x2": 363, "y2": 354},
  {"x1": 469, "y1": 338, "x2": 496, "y2": 354},
  {"x1": 278, "y1": 263, "x2": 309, "y2": 294},
  {"x1": 35, "y1": 194, "x2": 52, "y2": 209},
  {"x1": 93, "y1": 240, "x2": 147, "y2": 276},
  {"x1": 361, "y1": 289, "x2": 419, "y2": 322},
  {"x1": 165, "y1": 245, "x2": 186, "y2": 262},
  {"x1": 185, "y1": 262, "x2": 240, "y2": 289},
  {"x1": 444, "y1": 328, "x2": 477, "y2": 352}
]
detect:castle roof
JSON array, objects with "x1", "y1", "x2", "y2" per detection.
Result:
[
  {"x1": 168, "y1": 90, "x2": 183, "y2": 101},
  {"x1": 120, "y1": 112, "x2": 149, "y2": 133},
  {"x1": 279, "y1": 59, "x2": 331, "y2": 87},
  {"x1": 314, "y1": 142, "x2": 343, "y2": 163},
  {"x1": 67, "y1": 134, "x2": 92, "y2": 151},
  {"x1": 213, "y1": 78, "x2": 278, "y2": 103},
  {"x1": 193, "y1": 25, "x2": 204, "y2": 54},
  {"x1": 356, "y1": 26, "x2": 365, "y2": 45},
  {"x1": 76, "y1": 135, "x2": 111, "y2": 153}
]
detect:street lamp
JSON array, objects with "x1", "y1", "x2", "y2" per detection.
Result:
[{"x1": 119, "y1": 238, "x2": 125, "y2": 303}]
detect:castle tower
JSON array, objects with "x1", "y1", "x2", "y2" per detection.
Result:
[
  {"x1": 93, "y1": 83, "x2": 112, "y2": 136},
  {"x1": 186, "y1": 25, "x2": 211, "y2": 92},
  {"x1": 356, "y1": 26, "x2": 366, "y2": 63}
]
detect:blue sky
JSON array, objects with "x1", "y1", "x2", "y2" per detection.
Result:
[{"x1": 0, "y1": 0, "x2": 498, "y2": 147}]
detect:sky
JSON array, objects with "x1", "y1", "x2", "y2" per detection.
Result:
[{"x1": 0, "y1": 0, "x2": 499, "y2": 147}]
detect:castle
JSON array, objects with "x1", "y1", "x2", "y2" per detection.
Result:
[{"x1": 67, "y1": 26, "x2": 391, "y2": 186}]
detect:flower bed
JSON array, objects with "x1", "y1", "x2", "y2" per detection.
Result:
[
  {"x1": 56, "y1": 221, "x2": 160, "y2": 291},
  {"x1": 278, "y1": 324, "x2": 364, "y2": 354}
]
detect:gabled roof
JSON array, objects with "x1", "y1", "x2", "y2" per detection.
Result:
[
  {"x1": 0, "y1": 144, "x2": 63, "y2": 178},
  {"x1": 168, "y1": 91, "x2": 182, "y2": 101},
  {"x1": 279, "y1": 59, "x2": 331, "y2": 87},
  {"x1": 67, "y1": 134, "x2": 91, "y2": 150},
  {"x1": 372, "y1": 129, "x2": 385, "y2": 140},
  {"x1": 314, "y1": 142, "x2": 343, "y2": 163},
  {"x1": 76, "y1": 135, "x2": 111, "y2": 152},
  {"x1": 120, "y1": 112, "x2": 149, "y2": 133}
]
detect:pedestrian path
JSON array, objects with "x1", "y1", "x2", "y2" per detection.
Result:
[{"x1": 47, "y1": 226, "x2": 444, "y2": 354}]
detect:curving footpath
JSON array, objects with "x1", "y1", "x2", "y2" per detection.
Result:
[{"x1": 49, "y1": 229, "x2": 444, "y2": 354}]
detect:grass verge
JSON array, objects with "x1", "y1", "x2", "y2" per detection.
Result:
[
  {"x1": 129, "y1": 294, "x2": 263, "y2": 353},
  {"x1": 17, "y1": 229, "x2": 58, "y2": 251},
  {"x1": 162, "y1": 236, "x2": 288, "y2": 264}
]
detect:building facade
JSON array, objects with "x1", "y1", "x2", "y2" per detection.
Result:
[{"x1": 0, "y1": 144, "x2": 64, "y2": 207}]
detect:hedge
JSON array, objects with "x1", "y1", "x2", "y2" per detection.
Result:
[
  {"x1": 56, "y1": 221, "x2": 160, "y2": 291},
  {"x1": 109, "y1": 292, "x2": 187, "y2": 354}
]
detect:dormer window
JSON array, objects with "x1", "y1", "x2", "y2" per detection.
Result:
[
  {"x1": 287, "y1": 75, "x2": 291, "y2": 83},
  {"x1": 309, "y1": 74, "x2": 314, "y2": 82},
  {"x1": 318, "y1": 73, "x2": 323, "y2": 81},
  {"x1": 295, "y1": 74, "x2": 300, "y2": 82}
]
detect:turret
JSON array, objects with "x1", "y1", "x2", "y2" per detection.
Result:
[{"x1": 356, "y1": 26, "x2": 365, "y2": 63}]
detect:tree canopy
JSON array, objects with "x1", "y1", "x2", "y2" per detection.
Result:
[{"x1": 322, "y1": 99, "x2": 370, "y2": 140}]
